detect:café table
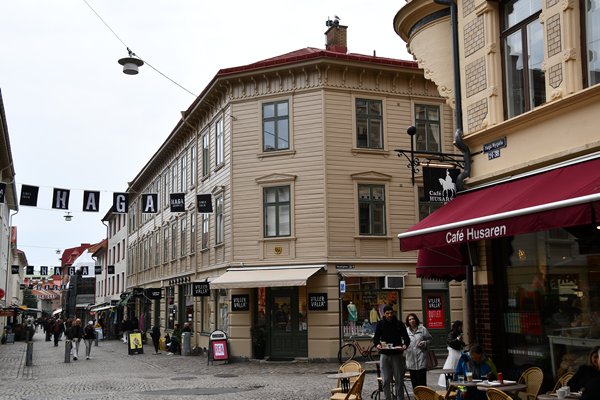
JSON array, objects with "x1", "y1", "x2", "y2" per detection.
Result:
[
  {"x1": 475, "y1": 380, "x2": 527, "y2": 393},
  {"x1": 439, "y1": 368, "x2": 455, "y2": 389},
  {"x1": 536, "y1": 392, "x2": 582, "y2": 400},
  {"x1": 327, "y1": 371, "x2": 361, "y2": 393}
]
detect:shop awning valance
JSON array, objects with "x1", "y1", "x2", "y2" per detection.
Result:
[
  {"x1": 52, "y1": 308, "x2": 62, "y2": 315},
  {"x1": 210, "y1": 265, "x2": 325, "y2": 289},
  {"x1": 399, "y1": 156, "x2": 600, "y2": 252},
  {"x1": 337, "y1": 269, "x2": 409, "y2": 277},
  {"x1": 89, "y1": 303, "x2": 113, "y2": 312},
  {"x1": 416, "y1": 245, "x2": 468, "y2": 281}
]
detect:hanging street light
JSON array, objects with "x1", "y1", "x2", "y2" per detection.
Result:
[{"x1": 118, "y1": 48, "x2": 144, "y2": 75}]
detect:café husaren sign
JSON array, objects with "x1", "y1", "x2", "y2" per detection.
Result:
[{"x1": 445, "y1": 224, "x2": 507, "y2": 244}]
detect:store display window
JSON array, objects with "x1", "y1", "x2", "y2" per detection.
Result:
[
  {"x1": 341, "y1": 276, "x2": 399, "y2": 338},
  {"x1": 497, "y1": 227, "x2": 600, "y2": 378}
]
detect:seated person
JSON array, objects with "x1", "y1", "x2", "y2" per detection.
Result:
[
  {"x1": 455, "y1": 344, "x2": 497, "y2": 400},
  {"x1": 571, "y1": 346, "x2": 600, "y2": 399}
]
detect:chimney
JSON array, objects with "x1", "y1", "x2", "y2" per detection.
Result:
[{"x1": 325, "y1": 24, "x2": 348, "y2": 54}]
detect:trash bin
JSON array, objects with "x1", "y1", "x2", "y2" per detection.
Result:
[{"x1": 181, "y1": 332, "x2": 191, "y2": 356}]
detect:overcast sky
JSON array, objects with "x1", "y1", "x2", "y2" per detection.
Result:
[{"x1": 0, "y1": 1, "x2": 412, "y2": 268}]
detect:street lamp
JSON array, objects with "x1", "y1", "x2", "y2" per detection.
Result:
[
  {"x1": 64, "y1": 212, "x2": 73, "y2": 222},
  {"x1": 118, "y1": 49, "x2": 144, "y2": 75}
]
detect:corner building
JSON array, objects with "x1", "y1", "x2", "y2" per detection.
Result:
[
  {"x1": 126, "y1": 26, "x2": 463, "y2": 360},
  {"x1": 395, "y1": 0, "x2": 600, "y2": 387}
]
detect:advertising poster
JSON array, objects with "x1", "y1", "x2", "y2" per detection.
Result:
[{"x1": 128, "y1": 332, "x2": 144, "y2": 355}]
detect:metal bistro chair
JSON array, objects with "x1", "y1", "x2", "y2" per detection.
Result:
[
  {"x1": 331, "y1": 370, "x2": 367, "y2": 400},
  {"x1": 517, "y1": 366, "x2": 543, "y2": 400},
  {"x1": 332, "y1": 360, "x2": 364, "y2": 398},
  {"x1": 486, "y1": 387, "x2": 512, "y2": 400},
  {"x1": 413, "y1": 386, "x2": 445, "y2": 400}
]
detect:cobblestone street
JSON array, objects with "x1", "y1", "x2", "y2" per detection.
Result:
[{"x1": 0, "y1": 331, "x2": 447, "y2": 400}]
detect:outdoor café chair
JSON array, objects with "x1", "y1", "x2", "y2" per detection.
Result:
[
  {"x1": 413, "y1": 385, "x2": 445, "y2": 400},
  {"x1": 486, "y1": 387, "x2": 512, "y2": 400},
  {"x1": 548, "y1": 371, "x2": 573, "y2": 394},
  {"x1": 331, "y1": 370, "x2": 366, "y2": 400},
  {"x1": 517, "y1": 366, "x2": 543, "y2": 400},
  {"x1": 331, "y1": 360, "x2": 364, "y2": 397}
]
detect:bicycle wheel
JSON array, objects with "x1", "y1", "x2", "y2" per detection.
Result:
[
  {"x1": 338, "y1": 343, "x2": 356, "y2": 363},
  {"x1": 367, "y1": 344, "x2": 380, "y2": 361}
]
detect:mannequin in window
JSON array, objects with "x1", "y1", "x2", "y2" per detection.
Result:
[
  {"x1": 347, "y1": 301, "x2": 358, "y2": 335},
  {"x1": 370, "y1": 305, "x2": 380, "y2": 324}
]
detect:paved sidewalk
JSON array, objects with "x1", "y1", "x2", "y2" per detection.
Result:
[{"x1": 0, "y1": 331, "x2": 447, "y2": 400}]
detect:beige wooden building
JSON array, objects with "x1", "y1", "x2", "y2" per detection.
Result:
[
  {"x1": 395, "y1": 0, "x2": 600, "y2": 382},
  {"x1": 125, "y1": 24, "x2": 463, "y2": 360}
]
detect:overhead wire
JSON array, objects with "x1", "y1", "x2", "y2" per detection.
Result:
[{"x1": 82, "y1": 0, "x2": 198, "y2": 97}]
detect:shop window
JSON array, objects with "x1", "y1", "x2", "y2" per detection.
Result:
[
  {"x1": 183, "y1": 284, "x2": 193, "y2": 326},
  {"x1": 355, "y1": 98, "x2": 383, "y2": 149},
  {"x1": 497, "y1": 227, "x2": 600, "y2": 376},
  {"x1": 414, "y1": 104, "x2": 440, "y2": 152},
  {"x1": 262, "y1": 100, "x2": 289, "y2": 152},
  {"x1": 217, "y1": 289, "x2": 229, "y2": 333},
  {"x1": 201, "y1": 295, "x2": 212, "y2": 334},
  {"x1": 341, "y1": 276, "x2": 399, "y2": 338},
  {"x1": 166, "y1": 286, "x2": 175, "y2": 330},
  {"x1": 501, "y1": 0, "x2": 545, "y2": 118}
]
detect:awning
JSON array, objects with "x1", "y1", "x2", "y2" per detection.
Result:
[
  {"x1": 399, "y1": 156, "x2": 600, "y2": 251},
  {"x1": 75, "y1": 303, "x2": 92, "y2": 309},
  {"x1": 91, "y1": 305, "x2": 113, "y2": 312},
  {"x1": 210, "y1": 265, "x2": 325, "y2": 289},
  {"x1": 416, "y1": 245, "x2": 468, "y2": 281},
  {"x1": 116, "y1": 292, "x2": 133, "y2": 307},
  {"x1": 52, "y1": 308, "x2": 63, "y2": 315}
]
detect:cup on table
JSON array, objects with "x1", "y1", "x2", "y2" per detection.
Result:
[
  {"x1": 387, "y1": 343, "x2": 394, "y2": 349},
  {"x1": 466, "y1": 372, "x2": 473, "y2": 382},
  {"x1": 557, "y1": 388, "x2": 567, "y2": 399},
  {"x1": 457, "y1": 375, "x2": 465, "y2": 384},
  {"x1": 561, "y1": 386, "x2": 570, "y2": 396}
]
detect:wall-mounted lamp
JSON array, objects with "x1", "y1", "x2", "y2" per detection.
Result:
[
  {"x1": 64, "y1": 212, "x2": 73, "y2": 222},
  {"x1": 395, "y1": 126, "x2": 466, "y2": 186}
]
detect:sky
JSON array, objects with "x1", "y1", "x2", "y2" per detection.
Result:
[{"x1": 0, "y1": 1, "x2": 412, "y2": 268}]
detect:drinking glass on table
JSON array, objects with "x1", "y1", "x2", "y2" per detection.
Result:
[
  {"x1": 466, "y1": 372, "x2": 473, "y2": 382},
  {"x1": 457, "y1": 375, "x2": 465, "y2": 384}
]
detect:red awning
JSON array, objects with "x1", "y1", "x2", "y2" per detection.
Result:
[
  {"x1": 416, "y1": 245, "x2": 468, "y2": 281},
  {"x1": 399, "y1": 156, "x2": 600, "y2": 251}
]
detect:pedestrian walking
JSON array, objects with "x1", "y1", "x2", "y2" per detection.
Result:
[
  {"x1": 83, "y1": 321, "x2": 96, "y2": 360},
  {"x1": 405, "y1": 313, "x2": 433, "y2": 389},
  {"x1": 150, "y1": 325, "x2": 161, "y2": 354},
  {"x1": 69, "y1": 318, "x2": 83, "y2": 360},
  {"x1": 52, "y1": 318, "x2": 64, "y2": 346},
  {"x1": 438, "y1": 320, "x2": 466, "y2": 387}
]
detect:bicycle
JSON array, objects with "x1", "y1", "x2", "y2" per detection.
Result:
[{"x1": 338, "y1": 336, "x2": 379, "y2": 363}]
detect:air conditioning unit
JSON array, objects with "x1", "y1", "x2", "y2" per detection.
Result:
[{"x1": 383, "y1": 276, "x2": 405, "y2": 290}]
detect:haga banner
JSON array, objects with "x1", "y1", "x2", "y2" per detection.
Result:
[{"x1": 423, "y1": 167, "x2": 460, "y2": 203}]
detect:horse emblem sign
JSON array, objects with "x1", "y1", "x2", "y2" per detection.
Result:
[{"x1": 423, "y1": 167, "x2": 460, "y2": 203}]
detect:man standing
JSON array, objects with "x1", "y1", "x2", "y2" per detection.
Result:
[{"x1": 374, "y1": 304, "x2": 410, "y2": 400}]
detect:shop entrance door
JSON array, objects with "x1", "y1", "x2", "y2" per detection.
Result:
[
  {"x1": 422, "y1": 290, "x2": 451, "y2": 353},
  {"x1": 268, "y1": 287, "x2": 307, "y2": 359}
]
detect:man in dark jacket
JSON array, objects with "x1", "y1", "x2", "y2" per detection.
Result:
[{"x1": 374, "y1": 304, "x2": 410, "y2": 400}]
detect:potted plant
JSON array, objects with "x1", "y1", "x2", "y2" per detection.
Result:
[{"x1": 250, "y1": 325, "x2": 266, "y2": 359}]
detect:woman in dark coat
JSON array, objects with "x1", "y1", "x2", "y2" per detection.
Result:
[{"x1": 150, "y1": 325, "x2": 161, "y2": 355}]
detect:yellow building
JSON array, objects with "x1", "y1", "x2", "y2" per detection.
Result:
[
  {"x1": 395, "y1": 0, "x2": 600, "y2": 382},
  {"x1": 125, "y1": 24, "x2": 464, "y2": 360}
]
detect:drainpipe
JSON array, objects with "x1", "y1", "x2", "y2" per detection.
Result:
[{"x1": 433, "y1": 0, "x2": 475, "y2": 344}]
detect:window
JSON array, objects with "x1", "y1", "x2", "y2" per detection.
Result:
[
  {"x1": 414, "y1": 104, "x2": 441, "y2": 152},
  {"x1": 143, "y1": 240, "x2": 148, "y2": 270},
  {"x1": 418, "y1": 186, "x2": 442, "y2": 220},
  {"x1": 148, "y1": 237, "x2": 153, "y2": 268},
  {"x1": 163, "y1": 173, "x2": 168, "y2": 208},
  {"x1": 163, "y1": 226, "x2": 169, "y2": 263},
  {"x1": 355, "y1": 98, "x2": 383, "y2": 149},
  {"x1": 358, "y1": 184, "x2": 386, "y2": 235},
  {"x1": 180, "y1": 154, "x2": 187, "y2": 192},
  {"x1": 166, "y1": 286, "x2": 175, "y2": 330},
  {"x1": 584, "y1": 0, "x2": 600, "y2": 86},
  {"x1": 180, "y1": 216, "x2": 187, "y2": 257},
  {"x1": 171, "y1": 163, "x2": 177, "y2": 193},
  {"x1": 202, "y1": 134, "x2": 209, "y2": 177},
  {"x1": 154, "y1": 232, "x2": 160, "y2": 266},
  {"x1": 171, "y1": 221, "x2": 177, "y2": 260},
  {"x1": 262, "y1": 100, "x2": 289, "y2": 151},
  {"x1": 215, "y1": 118, "x2": 223, "y2": 166},
  {"x1": 117, "y1": 243, "x2": 121, "y2": 262},
  {"x1": 190, "y1": 213, "x2": 196, "y2": 253},
  {"x1": 190, "y1": 144, "x2": 197, "y2": 187},
  {"x1": 202, "y1": 213, "x2": 209, "y2": 249},
  {"x1": 215, "y1": 196, "x2": 223, "y2": 244},
  {"x1": 201, "y1": 295, "x2": 211, "y2": 334},
  {"x1": 263, "y1": 186, "x2": 291, "y2": 237},
  {"x1": 502, "y1": 0, "x2": 545, "y2": 118},
  {"x1": 217, "y1": 289, "x2": 229, "y2": 332},
  {"x1": 122, "y1": 239, "x2": 125, "y2": 260}
]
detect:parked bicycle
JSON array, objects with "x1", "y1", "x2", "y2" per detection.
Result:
[{"x1": 338, "y1": 336, "x2": 379, "y2": 363}]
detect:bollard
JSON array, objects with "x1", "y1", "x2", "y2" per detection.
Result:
[
  {"x1": 64, "y1": 339, "x2": 72, "y2": 363},
  {"x1": 25, "y1": 341, "x2": 33, "y2": 366}
]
